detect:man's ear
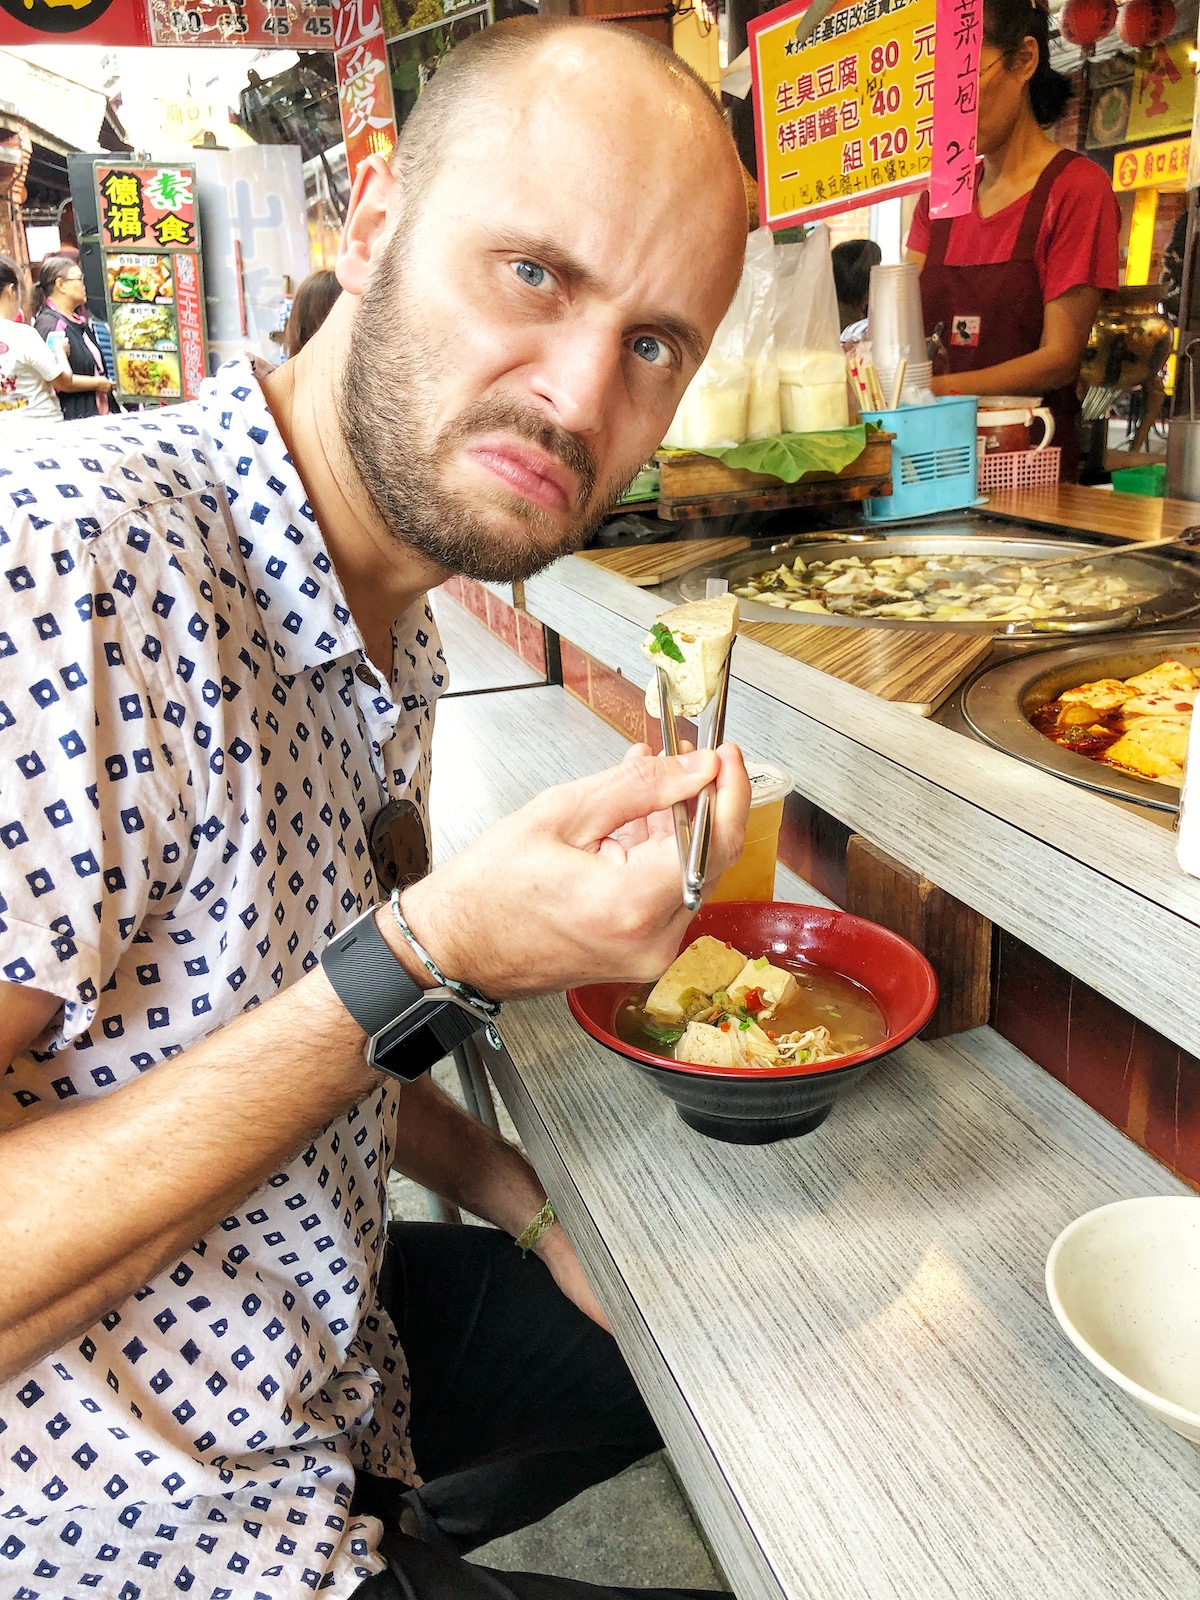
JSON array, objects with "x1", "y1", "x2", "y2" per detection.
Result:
[{"x1": 336, "y1": 155, "x2": 403, "y2": 297}]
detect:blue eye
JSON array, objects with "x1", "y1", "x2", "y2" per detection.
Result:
[
  {"x1": 514, "y1": 260, "x2": 547, "y2": 288},
  {"x1": 632, "y1": 334, "x2": 671, "y2": 368}
]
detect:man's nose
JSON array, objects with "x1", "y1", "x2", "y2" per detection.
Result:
[{"x1": 526, "y1": 321, "x2": 623, "y2": 439}]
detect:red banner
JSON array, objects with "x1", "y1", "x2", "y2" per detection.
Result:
[
  {"x1": 335, "y1": 0, "x2": 397, "y2": 178},
  {"x1": 174, "y1": 251, "x2": 206, "y2": 402}
]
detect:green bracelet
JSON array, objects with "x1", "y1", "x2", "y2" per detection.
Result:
[{"x1": 516, "y1": 1198, "x2": 557, "y2": 1256}]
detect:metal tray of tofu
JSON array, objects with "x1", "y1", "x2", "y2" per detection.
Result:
[
  {"x1": 669, "y1": 525, "x2": 1200, "y2": 640},
  {"x1": 961, "y1": 632, "x2": 1200, "y2": 811}
]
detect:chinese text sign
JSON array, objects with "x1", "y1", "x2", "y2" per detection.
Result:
[
  {"x1": 928, "y1": 0, "x2": 980, "y2": 218},
  {"x1": 750, "y1": 0, "x2": 936, "y2": 227}
]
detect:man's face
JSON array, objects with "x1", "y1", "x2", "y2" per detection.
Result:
[{"x1": 337, "y1": 51, "x2": 744, "y2": 582}]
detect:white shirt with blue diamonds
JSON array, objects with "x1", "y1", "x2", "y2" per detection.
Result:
[{"x1": 0, "y1": 356, "x2": 447, "y2": 1597}]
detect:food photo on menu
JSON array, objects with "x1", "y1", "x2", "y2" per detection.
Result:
[{"x1": 105, "y1": 254, "x2": 174, "y2": 303}]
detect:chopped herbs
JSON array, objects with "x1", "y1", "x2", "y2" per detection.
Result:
[
  {"x1": 643, "y1": 1021, "x2": 685, "y2": 1046},
  {"x1": 648, "y1": 622, "x2": 685, "y2": 664}
]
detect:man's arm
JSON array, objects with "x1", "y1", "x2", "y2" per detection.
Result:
[{"x1": 0, "y1": 745, "x2": 748, "y2": 1383}]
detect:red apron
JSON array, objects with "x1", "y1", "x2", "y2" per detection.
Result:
[{"x1": 920, "y1": 149, "x2": 1082, "y2": 481}]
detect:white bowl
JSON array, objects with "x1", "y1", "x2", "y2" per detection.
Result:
[{"x1": 1046, "y1": 1196, "x2": 1200, "y2": 1443}]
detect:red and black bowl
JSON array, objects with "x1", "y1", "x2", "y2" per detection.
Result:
[{"x1": 567, "y1": 901, "x2": 938, "y2": 1145}]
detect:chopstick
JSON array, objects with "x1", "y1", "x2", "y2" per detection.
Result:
[
  {"x1": 683, "y1": 642, "x2": 732, "y2": 903},
  {"x1": 657, "y1": 664, "x2": 698, "y2": 911}
]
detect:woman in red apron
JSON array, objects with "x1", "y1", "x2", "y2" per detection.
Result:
[{"x1": 907, "y1": 0, "x2": 1119, "y2": 481}]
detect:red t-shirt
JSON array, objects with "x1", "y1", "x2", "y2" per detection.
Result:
[{"x1": 907, "y1": 153, "x2": 1120, "y2": 305}]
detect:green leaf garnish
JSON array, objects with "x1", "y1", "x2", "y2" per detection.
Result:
[
  {"x1": 650, "y1": 622, "x2": 685, "y2": 664},
  {"x1": 644, "y1": 1021, "x2": 685, "y2": 1046}
]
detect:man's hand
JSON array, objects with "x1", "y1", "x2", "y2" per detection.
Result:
[{"x1": 399, "y1": 744, "x2": 750, "y2": 999}]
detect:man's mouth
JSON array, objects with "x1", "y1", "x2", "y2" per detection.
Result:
[{"x1": 465, "y1": 440, "x2": 578, "y2": 515}]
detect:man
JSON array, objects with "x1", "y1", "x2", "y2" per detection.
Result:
[{"x1": 0, "y1": 17, "x2": 750, "y2": 1600}]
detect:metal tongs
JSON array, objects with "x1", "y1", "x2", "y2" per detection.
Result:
[{"x1": 656, "y1": 580, "x2": 734, "y2": 912}]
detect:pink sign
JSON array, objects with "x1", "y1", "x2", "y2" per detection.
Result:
[{"x1": 929, "y1": 0, "x2": 981, "y2": 219}]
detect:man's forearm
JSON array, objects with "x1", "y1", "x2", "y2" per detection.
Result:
[{"x1": 0, "y1": 966, "x2": 377, "y2": 1383}]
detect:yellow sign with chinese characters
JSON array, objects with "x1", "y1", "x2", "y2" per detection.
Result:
[
  {"x1": 1113, "y1": 136, "x2": 1190, "y2": 192},
  {"x1": 750, "y1": 0, "x2": 936, "y2": 226}
]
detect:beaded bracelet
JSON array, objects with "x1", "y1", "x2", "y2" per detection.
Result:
[
  {"x1": 389, "y1": 889, "x2": 504, "y2": 1049},
  {"x1": 515, "y1": 1198, "x2": 557, "y2": 1256}
]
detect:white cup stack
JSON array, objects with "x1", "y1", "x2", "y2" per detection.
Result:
[{"x1": 868, "y1": 263, "x2": 934, "y2": 408}]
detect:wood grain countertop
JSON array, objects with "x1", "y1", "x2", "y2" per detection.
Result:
[
  {"x1": 430, "y1": 685, "x2": 1198, "y2": 1600},
  {"x1": 984, "y1": 482, "x2": 1198, "y2": 541}
]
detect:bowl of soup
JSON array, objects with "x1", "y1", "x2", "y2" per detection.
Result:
[{"x1": 567, "y1": 901, "x2": 937, "y2": 1144}]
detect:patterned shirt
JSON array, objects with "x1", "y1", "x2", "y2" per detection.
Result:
[{"x1": 0, "y1": 357, "x2": 447, "y2": 1597}]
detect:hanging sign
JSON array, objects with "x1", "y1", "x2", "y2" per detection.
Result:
[
  {"x1": 145, "y1": 0, "x2": 333, "y2": 48},
  {"x1": 94, "y1": 164, "x2": 209, "y2": 406},
  {"x1": 335, "y1": 0, "x2": 399, "y2": 179},
  {"x1": 1127, "y1": 39, "x2": 1195, "y2": 144},
  {"x1": 750, "y1": 0, "x2": 936, "y2": 227},
  {"x1": 927, "y1": 0, "x2": 980, "y2": 218},
  {"x1": 1113, "y1": 135, "x2": 1191, "y2": 191},
  {"x1": 0, "y1": 0, "x2": 149, "y2": 47}
]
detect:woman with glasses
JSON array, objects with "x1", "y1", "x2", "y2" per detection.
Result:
[
  {"x1": 0, "y1": 256, "x2": 70, "y2": 427},
  {"x1": 32, "y1": 254, "x2": 118, "y2": 422},
  {"x1": 906, "y1": 0, "x2": 1118, "y2": 481}
]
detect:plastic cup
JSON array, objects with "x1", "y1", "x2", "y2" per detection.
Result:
[{"x1": 706, "y1": 762, "x2": 794, "y2": 903}]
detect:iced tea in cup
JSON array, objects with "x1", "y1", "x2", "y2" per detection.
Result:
[{"x1": 706, "y1": 763, "x2": 793, "y2": 902}]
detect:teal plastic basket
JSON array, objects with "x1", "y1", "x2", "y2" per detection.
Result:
[{"x1": 860, "y1": 396, "x2": 979, "y2": 522}]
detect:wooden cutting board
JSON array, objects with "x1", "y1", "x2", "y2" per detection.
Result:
[
  {"x1": 738, "y1": 619, "x2": 992, "y2": 716},
  {"x1": 574, "y1": 535, "x2": 751, "y2": 587},
  {"x1": 574, "y1": 540, "x2": 991, "y2": 715}
]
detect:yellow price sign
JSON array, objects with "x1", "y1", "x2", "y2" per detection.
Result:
[{"x1": 750, "y1": 0, "x2": 936, "y2": 227}]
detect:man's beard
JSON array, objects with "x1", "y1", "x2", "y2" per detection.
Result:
[{"x1": 336, "y1": 232, "x2": 637, "y2": 583}]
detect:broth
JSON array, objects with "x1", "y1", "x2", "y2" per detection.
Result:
[{"x1": 617, "y1": 960, "x2": 888, "y2": 1068}]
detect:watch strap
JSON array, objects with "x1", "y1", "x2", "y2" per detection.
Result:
[{"x1": 321, "y1": 905, "x2": 424, "y2": 1038}]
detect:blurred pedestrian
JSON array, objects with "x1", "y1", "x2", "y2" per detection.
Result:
[
  {"x1": 32, "y1": 255, "x2": 117, "y2": 421},
  {"x1": 832, "y1": 237, "x2": 882, "y2": 341},
  {"x1": 283, "y1": 268, "x2": 343, "y2": 358},
  {"x1": 0, "y1": 256, "x2": 69, "y2": 426}
]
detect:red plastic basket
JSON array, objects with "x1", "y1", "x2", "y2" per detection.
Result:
[{"x1": 977, "y1": 447, "x2": 1061, "y2": 493}]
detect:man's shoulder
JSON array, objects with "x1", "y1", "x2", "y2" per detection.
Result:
[{"x1": 0, "y1": 403, "x2": 218, "y2": 553}]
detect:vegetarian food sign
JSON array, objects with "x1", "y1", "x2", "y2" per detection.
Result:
[
  {"x1": 95, "y1": 164, "x2": 207, "y2": 406},
  {"x1": 749, "y1": 0, "x2": 937, "y2": 226}
]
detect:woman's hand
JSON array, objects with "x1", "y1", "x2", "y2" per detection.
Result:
[{"x1": 536, "y1": 1221, "x2": 610, "y2": 1332}]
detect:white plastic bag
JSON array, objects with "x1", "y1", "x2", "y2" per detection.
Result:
[{"x1": 773, "y1": 225, "x2": 849, "y2": 434}]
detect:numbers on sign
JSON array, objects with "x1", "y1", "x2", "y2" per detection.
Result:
[
  {"x1": 869, "y1": 39, "x2": 900, "y2": 73},
  {"x1": 303, "y1": 14, "x2": 332, "y2": 32},
  {"x1": 168, "y1": 7, "x2": 203, "y2": 31},
  {"x1": 871, "y1": 84, "x2": 902, "y2": 116},
  {"x1": 263, "y1": 14, "x2": 292, "y2": 30},
  {"x1": 868, "y1": 127, "x2": 909, "y2": 162},
  {"x1": 225, "y1": 9, "x2": 249, "y2": 30}
]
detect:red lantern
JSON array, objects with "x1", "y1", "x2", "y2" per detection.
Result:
[
  {"x1": 1116, "y1": 0, "x2": 1177, "y2": 48},
  {"x1": 1060, "y1": 0, "x2": 1118, "y2": 52}
]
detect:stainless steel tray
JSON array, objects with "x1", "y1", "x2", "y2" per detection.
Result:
[
  {"x1": 670, "y1": 525, "x2": 1200, "y2": 640},
  {"x1": 961, "y1": 631, "x2": 1200, "y2": 812}
]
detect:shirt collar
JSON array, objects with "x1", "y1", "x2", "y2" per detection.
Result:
[{"x1": 198, "y1": 354, "x2": 367, "y2": 679}]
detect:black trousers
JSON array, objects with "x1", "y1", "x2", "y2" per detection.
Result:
[{"x1": 349, "y1": 1222, "x2": 730, "y2": 1600}]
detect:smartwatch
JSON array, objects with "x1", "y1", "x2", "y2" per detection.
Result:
[{"x1": 321, "y1": 905, "x2": 491, "y2": 1081}]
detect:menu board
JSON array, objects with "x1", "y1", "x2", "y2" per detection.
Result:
[
  {"x1": 146, "y1": 0, "x2": 333, "y2": 48},
  {"x1": 750, "y1": 0, "x2": 936, "y2": 227},
  {"x1": 95, "y1": 165, "x2": 208, "y2": 406}
]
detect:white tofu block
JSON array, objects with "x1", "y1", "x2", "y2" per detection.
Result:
[
  {"x1": 642, "y1": 594, "x2": 739, "y2": 720},
  {"x1": 644, "y1": 936, "x2": 747, "y2": 1023},
  {"x1": 727, "y1": 959, "x2": 798, "y2": 1021},
  {"x1": 676, "y1": 1021, "x2": 739, "y2": 1069}
]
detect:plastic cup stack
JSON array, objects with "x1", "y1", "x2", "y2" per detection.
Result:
[{"x1": 868, "y1": 263, "x2": 934, "y2": 408}]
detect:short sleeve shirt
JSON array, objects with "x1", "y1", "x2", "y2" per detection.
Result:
[
  {"x1": 907, "y1": 153, "x2": 1120, "y2": 304},
  {"x1": 0, "y1": 321, "x2": 67, "y2": 426},
  {"x1": 0, "y1": 357, "x2": 448, "y2": 1597}
]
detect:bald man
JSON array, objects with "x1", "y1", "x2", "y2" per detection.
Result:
[{"x1": 0, "y1": 17, "x2": 749, "y2": 1600}]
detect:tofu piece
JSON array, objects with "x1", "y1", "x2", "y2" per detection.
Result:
[
  {"x1": 727, "y1": 959, "x2": 798, "y2": 1022},
  {"x1": 643, "y1": 594, "x2": 738, "y2": 719},
  {"x1": 644, "y1": 936, "x2": 747, "y2": 1024},
  {"x1": 676, "y1": 1021, "x2": 739, "y2": 1069},
  {"x1": 1104, "y1": 717, "x2": 1189, "y2": 782},
  {"x1": 1058, "y1": 677, "x2": 1134, "y2": 713},
  {"x1": 1122, "y1": 660, "x2": 1199, "y2": 698},
  {"x1": 1120, "y1": 691, "x2": 1196, "y2": 718}
]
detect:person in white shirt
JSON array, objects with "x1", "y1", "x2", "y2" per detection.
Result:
[{"x1": 0, "y1": 255, "x2": 69, "y2": 425}]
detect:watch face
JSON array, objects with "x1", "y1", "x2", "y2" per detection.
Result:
[
  {"x1": 371, "y1": 993, "x2": 484, "y2": 1080},
  {"x1": 368, "y1": 798, "x2": 429, "y2": 893}
]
